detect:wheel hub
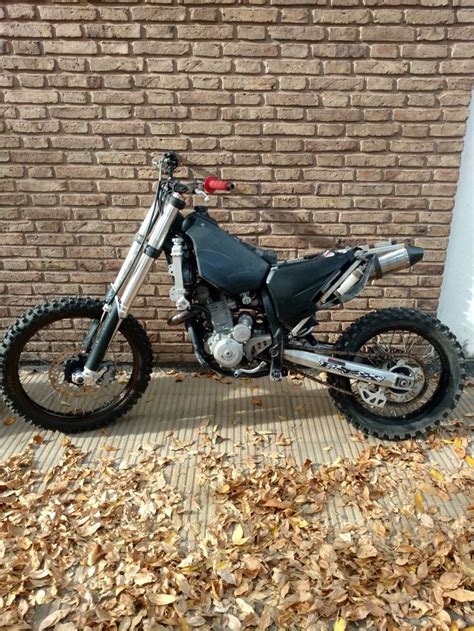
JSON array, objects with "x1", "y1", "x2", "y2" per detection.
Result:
[
  {"x1": 48, "y1": 348, "x2": 95, "y2": 398},
  {"x1": 64, "y1": 355, "x2": 87, "y2": 384},
  {"x1": 355, "y1": 356, "x2": 426, "y2": 409},
  {"x1": 48, "y1": 349, "x2": 116, "y2": 397},
  {"x1": 386, "y1": 358, "x2": 425, "y2": 403}
]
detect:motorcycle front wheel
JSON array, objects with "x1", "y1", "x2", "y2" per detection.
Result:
[
  {"x1": 0, "y1": 297, "x2": 153, "y2": 433},
  {"x1": 327, "y1": 308, "x2": 466, "y2": 440}
]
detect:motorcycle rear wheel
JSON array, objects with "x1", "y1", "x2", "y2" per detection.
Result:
[
  {"x1": 0, "y1": 297, "x2": 153, "y2": 433},
  {"x1": 327, "y1": 308, "x2": 466, "y2": 440}
]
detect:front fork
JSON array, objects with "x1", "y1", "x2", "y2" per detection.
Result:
[{"x1": 79, "y1": 192, "x2": 184, "y2": 384}]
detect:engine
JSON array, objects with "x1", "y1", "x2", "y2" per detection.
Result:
[{"x1": 202, "y1": 295, "x2": 271, "y2": 369}]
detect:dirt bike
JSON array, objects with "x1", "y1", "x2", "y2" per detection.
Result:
[{"x1": 0, "y1": 152, "x2": 465, "y2": 438}]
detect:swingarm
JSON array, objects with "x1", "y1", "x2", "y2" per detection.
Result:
[{"x1": 283, "y1": 348, "x2": 415, "y2": 390}]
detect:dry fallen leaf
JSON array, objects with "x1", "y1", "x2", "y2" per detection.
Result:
[
  {"x1": 38, "y1": 609, "x2": 70, "y2": 631},
  {"x1": 276, "y1": 433, "x2": 293, "y2": 446},
  {"x1": 235, "y1": 597, "x2": 255, "y2": 616},
  {"x1": 251, "y1": 397, "x2": 263, "y2": 407},
  {"x1": 439, "y1": 572, "x2": 462, "y2": 590},
  {"x1": 262, "y1": 499, "x2": 292, "y2": 510},
  {"x1": 231, "y1": 523, "x2": 250, "y2": 546},
  {"x1": 289, "y1": 516, "x2": 309, "y2": 529},
  {"x1": 174, "y1": 372, "x2": 186, "y2": 382},
  {"x1": 148, "y1": 593, "x2": 178, "y2": 606},
  {"x1": 357, "y1": 543, "x2": 378, "y2": 559},
  {"x1": 3, "y1": 417, "x2": 15, "y2": 426},
  {"x1": 170, "y1": 439, "x2": 195, "y2": 452},
  {"x1": 430, "y1": 468, "x2": 444, "y2": 482},
  {"x1": 445, "y1": 588, "x2": 474, "y2": 602},
  {"x1": 226, "y1": 613, "x2": 242, "y2": 630},
  {"x1": 1, "y1": 426, "x2": 472, "y2": 630},
  {"x1": 350, "y1": 431, "x2": 366, "y2": 442},
  {"x1": 32, "y1": 434, "x2": 45, "y2": 445}
]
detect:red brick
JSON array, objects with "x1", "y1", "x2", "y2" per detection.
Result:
[
  {"x1": 43, "y1": 41, "x2": 98, "y2": 55},
  {"x1": 313, "y1": 9, "x2": 371, "y2": 24},
  {"x1": 361, "y1": 26, "x2": 416, "y2": 41},
  {"x1": 177, "y1": 25, "x2": 234, "y2": 40},
  {"x1": 0, "y1": 0, "x2": 472, "y2": 352},
  {"x1": 38, "y1": 6, "x2": 97, "y2": 20},
  {"x1": 130, "y1": 7, "x2": 186, "y2": 21},
  {"x1": 405, "y1": 9, "x2": 455, "y2": 24},
  {"x1": 220, "y1": 8, "x2": 279, "y2": 22},
  {"x1": 0, "y1": 22, "x2": 52, "y2": 38},
  {"x1": 268, "y1": 26, "x2": 325, "y2": 40}
]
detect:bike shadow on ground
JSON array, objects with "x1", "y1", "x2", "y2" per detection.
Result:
[
  {"x1": 0, "y1": 375, "x2": 471, "y2": 459},
  {"x1": 0, "y1": 374, "x2": 343, "y2": 443}
]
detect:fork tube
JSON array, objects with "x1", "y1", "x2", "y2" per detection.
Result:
[
  {"x1": 84, "y1": 302, "x2": 121, "y2": 373},
  {"x1": 105, "y1": 200, "x2": 158, "y2": 302},
  {"x1": 84, "y1": 193, "x2": 185, "y2": 373},
  {"x1": 119, "y1": 193, "x2": 184, "y2": 313}
]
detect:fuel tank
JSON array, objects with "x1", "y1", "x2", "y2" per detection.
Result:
[
  {"x1": 266, "y1": 252, "x2": 354, "y2": 326},
  {"x1": 183, "y1": 211, "x2": 270, "y2": 295}
]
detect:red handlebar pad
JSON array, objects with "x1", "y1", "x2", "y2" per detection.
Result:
[{"x1": 203, "y1": 176, "x2": 235, "y2": 194}]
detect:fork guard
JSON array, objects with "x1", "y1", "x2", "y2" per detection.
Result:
[{"x1": 283, "y1": 348, "x2": 414, "y2": 390}]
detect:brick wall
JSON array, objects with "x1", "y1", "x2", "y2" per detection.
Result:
[{"x1": 1, "y1": 1, "x2": 473, "y2": 362}]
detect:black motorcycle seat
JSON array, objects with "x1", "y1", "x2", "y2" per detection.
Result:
[{"x1": 246, "y1": 243, "x2": 278, "y2": 265}]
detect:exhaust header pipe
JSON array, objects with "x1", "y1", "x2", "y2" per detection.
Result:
[{"x1": 371, "y1": 245, "x2": 424, "y2": 279}]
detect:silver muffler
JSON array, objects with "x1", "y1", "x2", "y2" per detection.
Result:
[
  {"x1": 371, "y1": 245, "x2": 424, "y2": 279},
  {"x1": 332, "y1": 244, "x2": 424, "y2": 300}
]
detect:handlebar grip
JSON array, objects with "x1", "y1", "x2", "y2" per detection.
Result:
[{"x1": 203, "y1": 176, "x2": 235, "y2": 194}]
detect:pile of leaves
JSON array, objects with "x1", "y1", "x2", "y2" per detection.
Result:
[{"x1": 0, "y1": 431, "x2": 473, "y2": 630}]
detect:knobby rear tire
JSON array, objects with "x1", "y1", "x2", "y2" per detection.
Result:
[
  {"x1": 0, "y1": 297, "x2": 153, "y2": 434},
  {"x1": 327, "y1": 308, "x2": 466, "y2": 440}
]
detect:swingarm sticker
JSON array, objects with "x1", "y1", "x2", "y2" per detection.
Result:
[{"x1": 317, "y1": 357, "x2": 385, "y2": 383}]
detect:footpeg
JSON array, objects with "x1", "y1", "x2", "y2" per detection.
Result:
[{"x1": 234, "y1": 361, "x2": 267, "y2": 377}]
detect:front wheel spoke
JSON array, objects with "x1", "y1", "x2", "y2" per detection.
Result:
[
  {"x1": 17, "y1": 314, "x2": 136, "y2": 418},
  {"x1": 39, "y1": 388, "x2": 56, "y2": 406},
  {"x1": 88, "y1": 389, "x2": 108, "y2": 411}
]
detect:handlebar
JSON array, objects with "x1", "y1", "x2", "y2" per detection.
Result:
[
  {"x1": 153, "y1": 153, "x2": 235, "y2": 196},
  {"x1": 203, "y1": 176, "x2": 235, "y2": 194}
]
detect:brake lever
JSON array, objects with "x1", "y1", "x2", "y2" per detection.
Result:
[
  {"x1": 189, "y1": 180, "x2": 209, "y2": 202},
  {"x1": 195, "y1": 188, "x2": 209, "y2": 203}
]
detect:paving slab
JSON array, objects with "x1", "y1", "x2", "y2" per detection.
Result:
[
  {"x1": 1, "y1": 373, "x2": 473, "y2": 630},
  {"x1": 1, "y1": 370, "x2": 472, "y2": 508}
]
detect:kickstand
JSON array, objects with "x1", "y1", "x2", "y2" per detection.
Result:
[{"x1": 269, "y1": 330, "x2": 284, "y2": 381}]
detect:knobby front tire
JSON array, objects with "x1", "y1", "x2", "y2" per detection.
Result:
[
  {"x1": 0, "y1": 297, "x2": 153, "y2": 434},
  {"x1": 327, "y1": 308, "x2": 466, "y2": 440}
]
